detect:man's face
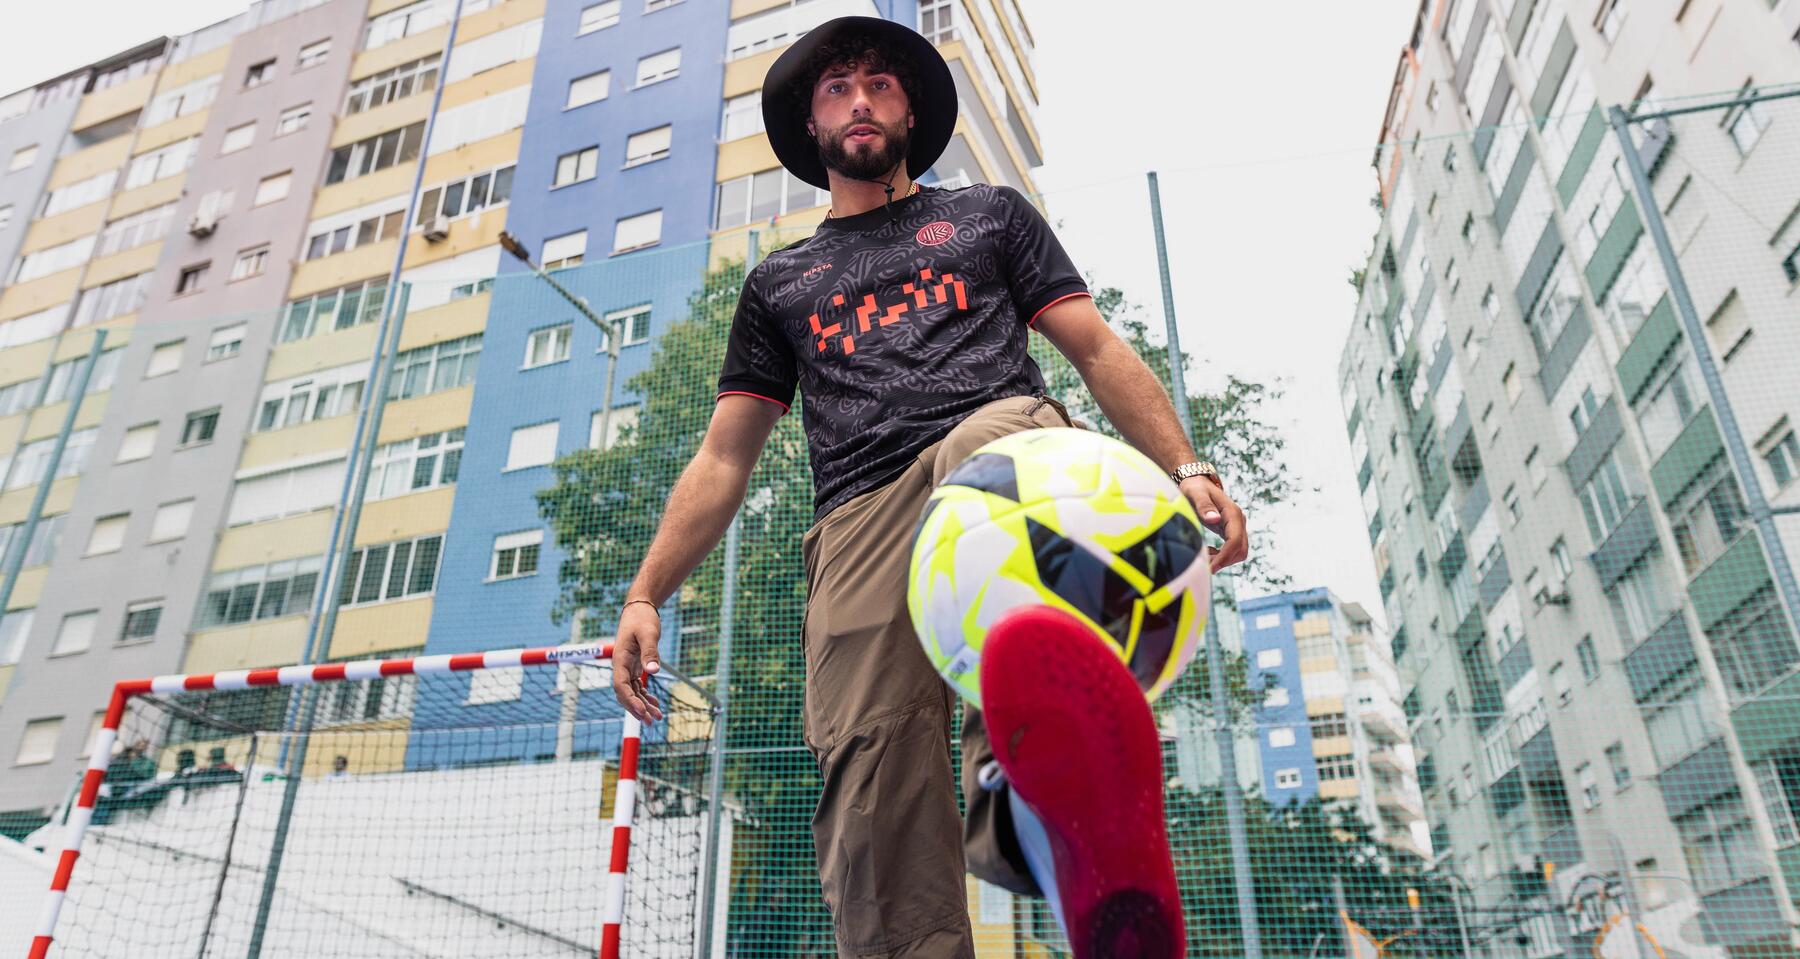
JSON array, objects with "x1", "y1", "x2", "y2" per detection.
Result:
[{"x1": 808, "y1": 60, "x2": 912, "y2": 181}]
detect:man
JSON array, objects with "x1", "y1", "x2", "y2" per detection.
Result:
[{"x1": 610, "y1": 16, "x2": 1248, "y2": 958}]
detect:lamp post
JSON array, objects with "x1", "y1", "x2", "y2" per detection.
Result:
[{"x1": 499, "y1": 231, "x2": 622, "y2": 762}]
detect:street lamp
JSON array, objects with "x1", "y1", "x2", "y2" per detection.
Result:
[{"x1": 500, "y1": 231, "x2": 624, "y2": 762}]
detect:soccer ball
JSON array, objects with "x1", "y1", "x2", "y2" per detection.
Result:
[{"x1": 907, "y1": 428, "x2": 1210, "y2": 707}]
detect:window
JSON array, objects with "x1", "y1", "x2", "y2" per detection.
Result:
[
  {"x1": 145, "y1": 340, "x2": 184, "y2": 378},
  {"x1": 325, "y1": 122, "x2": 425, "y2": 185},
  {"x1": 589, "y1": 405, "x2": 639, "y2": 449},
  {"x1": 579, "y1": 0, "x2": 620, "y2": 33},
  {"x1": 337, "y1": 535, "x2": 442, "y2": 606},
  {"x1": 149, "y1": 500, "x2": 192, "y2": 542},
  {"x1": 8, "y1": 144, "x2": 38, "y2": 172},
  {"x1": 1549, "y1": 662, "x2": 1571, "y2": 706},
  {"x1": 1593, "y1": 0, "x2": 1625, "y2": 41},
  {"x1": 123, "y1": 137, "x2": 197, "y2": 188},
  {"x1": 276, "y1": 104, "x2": 311, "y2": 136},
  {"x1": 553, "y1": 146, "x2": 598, "y2": 187},
  {"x1": 1644, "y1": 671, "x2": 1715, "y2": 766},
  {"x1": 721, "y1": 91, "x2": 763, "y2": 140},
  {"x1": 491, "y1": 530, "x2": 542, "y2": 580},
  {"x1": 1570, "y1": 387, "x2": 1603, "y2": 436},
  {"x1": 96, "y1": 204, "x2": 176, "y2": 255},
  {"x1": 116, "y1": 423, "x2": 157, "y2": 463},
  {"x1": 74, "y1": 273, "x2": 151, "y2": 327},
  {"x1": 1765, "y1": 428, "x2": 1799, "y2": 488},
  {"x1": 181, "y1": 408, "x2": 220, "y2": 446},
  {"x1": 1580, "y1": 450, "x2": 1636, "y2": 542},
  {"x1": 645, "y1": 0, "x2": 680, "y2": 10},
  {"x1": 197, "y1": 557, "x2": 324, "y2": 627},
  {"x1": 506, "y1": 422, "x2": 559, "y2": 471},
  {"x1": 1502, "y1": 363, "x2": 1521, "y2": 405},
  {"x1": 1639, "y1": 359, "x2": 1701, "y2": 459},
  {"x1": 256, "y1": 364, "x2": 365, "y2": 432},
  {"x1": 200, "y1": 327, "x2": 245, "y2": 367},
  {"x1": 1268, "y1": 727, "x2": 1297, "y2": 748},
  {"x1": 246, "y1": 59, "x2": 277, "y2": 87},
  {"x1": 1671, "y1": 475, "x2": 1750, "y2": 576},
  {"x1": 714, "y1": 167, "x2": 829, "y2": 229},
  {"x1": 1274, "y1": 768, "x2": 1302, "y2": 789},
  {"x1": 1, "y1": 516, "x2": 67, "y2": 566},
  {"x1": 1577, "y1": 636, "x2": 1600, "y2": 682},
  {"x1": 1724, "y1": 83, "x2": 1771, "y2": 156},
  {"x1": 1480, "y1": 286, "x2": 1500, "y2": 326},
  {"x1": 613, "y1": 209, "x2": 662, "y2": 253},
  {"x1": 16, "y1": 718, "x2": 60, "y2": 766},
  {"x1": 389, "y1": 334, "x2": 481, "y2": 400},
  {"x1": 1550, "y1": 538, "x2": 1573, "y2": 582},
  {"x1": 344, "y1": 56, "x2": 440, "y2": 114},
  {"x1": 417, "y1": 164, "x2": 513, "y2": 224},
  {"x1": 466, "y1": 666, "x2": 525, "y2": 704},
  {"x1": 1713, "y1": 591, "x2": 1795, "y2": 702},
  {"x1": 367, "y1": 429, "x2": 462, "y2": 500},
  {"x1": 5, "y1": 428, "x2": 101, "y2": 489},
  {"x1": 542, "y1": 230, "x2": 586, "y2": 270},
  {"x1": 86, "y1": 514, "x2": 128, "y2": 555},
  {"x1": 525, "y1": 325, "x2": 572, "y2": 368},
  {"x1": 220, "y1": 122, "x2": 256, "y2": 155},
  {"x1": 280, "y1": 278, "x2": 389, "y2": 342},
  {"x1": 1461, "y1": 212, "x2": 1475, "y2": 244},
  {"x1": 635, "y1": 48, "x2": 681, "y2": 88},
  {"x1": 0, "y1": 610, "x2": 32, "y2": 665},
  {"x1": 1611, "y1": 551, "x2": 1678, "y2": 646},
  {"x1": 567, "y1": 70, "x2": 610, "y2": 109},
  {"x1": 120, "y1": 601, "x2": 161, "y2": 642},
  {"x1": 1256, "y1": 648, "x2": 1283, "y2": 669},
  {"x1": 304, "y1": 207, "x2": 405, "y2": 260},
  {"x1": 1705, "y1": 290, "x2": 1753, "y2": 362},
  {"x1": 228, "y1": 459, "x2": 346, "y2": 525},
  {"x1": 1575, "y1": 761, "x2": 1600, "y2": 809},
  {"x1": 298, "y1": 39, "x2": 332, "y2": 70},
  {"x1": 1526, "y1": 446, "x2": 1547, "y2": 491},
  {"x1": 1784, "y1": 241, "x2": 1800, "y2": 285},
  {"x1": 1503, "y1": 483, "x2": 1521, "y2": 525},
  {"x1": 624, "y1": 125, "x2": 671, "y2": 167},
  {"x1": 602, "y1": 304, "x2": 652, "y2": 349},
  {"x1": 1445, "y1": 258, "x2": 1461, "y2": 296},
  {"x1": 12, "y1": 236, "x2": 96, "y2": 284},
  {"x1": 175, "y1": 263, "x2": 208, "y2": 296},
  {"x1": 1756, "y1": 759, "x2": 1800, "y2": 848},
  {"x1": 1263, "y1": 686, "x2": 1290, "y2": 708},
  {"x1": 145, "y1": 76, "x2": 220, "y2": 125},
  {"x1": 364, "y1": 0, "x2": 453, "y2": 50},
  {"x1": 52, "y1": 611, "x2": 96, "y2": 656},
  {"x1": 1605, "y1": 742, "x2": 1631, "y2": 789},
  {"x1": 231, "y1": 247, "x2": 268, "y2": 281},
  {"x1": 1677, "y1": 794, "x2": 1764, "y2": 895}
]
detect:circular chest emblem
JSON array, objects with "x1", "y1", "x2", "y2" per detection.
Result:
[{"x1": 916, "y1": 221, "x2": 956, "y2": 246}]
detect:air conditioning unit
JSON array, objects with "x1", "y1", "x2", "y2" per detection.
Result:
[
  {"x1": 421, "y1": 217, "x2": 450, "y2": 242},
  {"x1": 187, "y1": 212, "x2": 217, "y2": 238},
  {"x1": 1533, "y1": 581, "x2": 1571, "y2": 609}
]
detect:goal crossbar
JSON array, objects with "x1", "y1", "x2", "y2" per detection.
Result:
[{"x1": 26, "y1": 641, "x2": 673, "y2": 959}]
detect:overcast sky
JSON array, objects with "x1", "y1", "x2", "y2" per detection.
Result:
[{"x1": 1, "y1": 0, "x2": 1419, "y2": 623}]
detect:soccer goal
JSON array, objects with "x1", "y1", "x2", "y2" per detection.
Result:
[{"x1": 26, "y1": 643, "x2": 728, "y2": 958}]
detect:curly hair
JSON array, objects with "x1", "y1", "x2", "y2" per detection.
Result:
[{"x1": 791, "y1": 31, "x2": 920, "y2": 128}]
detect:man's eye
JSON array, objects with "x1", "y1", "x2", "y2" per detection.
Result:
[{"x1": 828, "y1": 83, "x2": 846, "y2": 94}]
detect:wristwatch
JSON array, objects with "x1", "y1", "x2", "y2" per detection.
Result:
[{"x1": 1171, "y1": 462, "x2": 1223, "y2": 489}]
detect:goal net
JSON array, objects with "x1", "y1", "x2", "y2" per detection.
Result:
[{"x1": 31, "y1": 647, "x2": 726, "y2": 959}]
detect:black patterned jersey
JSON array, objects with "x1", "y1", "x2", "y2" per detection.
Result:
[{"x1": 717, "y1": 184, "x2": 1090, "y2": 520}]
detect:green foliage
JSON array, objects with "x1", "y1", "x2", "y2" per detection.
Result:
[{"x1": 535, "y1": 260, "x2": 1312, "y2": 953}]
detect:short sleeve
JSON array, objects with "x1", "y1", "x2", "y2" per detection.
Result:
[
  {"x1": 998, "y1": 186, "x2": 1090, "y2": 326},
  {"x1": 716, "y1": 266, "x2": 797, "y2": 413}
]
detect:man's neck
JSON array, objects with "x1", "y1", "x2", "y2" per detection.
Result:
[{"x1": 825, "y1": 167, "x2": 914, "y2": 219}]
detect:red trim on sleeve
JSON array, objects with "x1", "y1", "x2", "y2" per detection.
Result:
[
  {"x1": 1027, "y1": 291, "x2": 1093, "y2": 328},
  {"x1": 717, "y1": 390, "x2": 791, "y2": 414}
]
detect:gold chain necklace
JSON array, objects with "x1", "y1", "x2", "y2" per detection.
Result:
[{"x1": 826, "y1": 181, "x2": 920, "y2": 219}]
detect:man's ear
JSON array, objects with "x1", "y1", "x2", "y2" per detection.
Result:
[{"x1": 907, "y1": 110, "x2": 915, "y2": 130}]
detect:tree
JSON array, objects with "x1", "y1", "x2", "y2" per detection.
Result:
[{"x1": 535, "y1": 262, "x2": 1308, "y2": 953}]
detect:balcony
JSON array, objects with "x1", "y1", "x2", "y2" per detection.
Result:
[
  {"x1": 1588, "y1": 497, "x2": 1656, "y2": 589},
  {"x1": 1585, "y1": 195, "x2": 1646, "y2": 305},
  {"x1": 1363, "y1": 706, "x2": 1406, "y2": 743},
  {"x1": 1689, "y1": 532, "x2": 1774, "y2": 634},
  {"x1": 1376, "y1": 785, "x2": 1423, "y2": 818},
  {"x1": 1536, "y1": 303, "x2": 1592, "y2": 399},
  {"x1": 1623, "y1": 611, "x2": 1696, "y2": 702},
  {"x1": 1650, "y1": 409, "x2": 1725, "y2": 510},
  {"x1": 1616, "y1": 294, "x2": 1679, "y2": 404},
  {"x1": 1564, "y1": 395, "x2": 1624, "y2": 490}
]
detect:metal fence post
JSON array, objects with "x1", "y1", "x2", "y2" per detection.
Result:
[{"x1": 696, "y1": 229, "x2": 757, "y2": 958}]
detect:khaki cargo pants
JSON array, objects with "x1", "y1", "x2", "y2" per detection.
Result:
[{"x1": 800, "y1": 394, "x2": 1070, "y2": 958}]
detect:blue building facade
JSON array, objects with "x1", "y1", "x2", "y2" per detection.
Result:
[{"x1": 1240, "y1": 588, "x2": 1336, "y2": 804}]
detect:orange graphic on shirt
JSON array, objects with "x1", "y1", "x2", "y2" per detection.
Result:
[{"x1": 808, "y1": 267, "x2": 968, "y2": 356}]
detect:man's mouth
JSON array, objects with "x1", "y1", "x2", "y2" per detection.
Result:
[{"x1": 846, "y1": 125, "x2": 881, "y2": 144}]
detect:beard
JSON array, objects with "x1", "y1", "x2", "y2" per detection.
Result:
[{"x1": 816, "y1": 116, "x2": 911, "y2": 181}]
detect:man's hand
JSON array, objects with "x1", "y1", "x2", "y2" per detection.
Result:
[
  {"x1": 1181, "y1": 477, "x2": 1249, "y2": 573},
  {"x1": 611, "y1": 602, "x2": 664, "y2": 723}
]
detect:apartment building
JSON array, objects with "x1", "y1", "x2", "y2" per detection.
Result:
[{"x1": 1340, "y1": 0, "x2": 1800, "y2": 954}]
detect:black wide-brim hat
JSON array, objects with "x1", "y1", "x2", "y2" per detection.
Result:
[{"x1": 761, "y1": 16, "x2": 957, "y2": 190}]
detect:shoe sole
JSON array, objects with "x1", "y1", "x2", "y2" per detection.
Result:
[{"x1": 980, "y1": 604, "x2": 1185, "y2": 958}]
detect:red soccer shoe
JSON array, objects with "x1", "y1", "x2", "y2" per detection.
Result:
[{"x1": 980, "y1": 604, "x2": 1186, "y2": 958}]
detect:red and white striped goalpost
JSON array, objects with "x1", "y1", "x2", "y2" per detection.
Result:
[{"x1": 28, "y1": 641, "x2": 651, "y2": 959}]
